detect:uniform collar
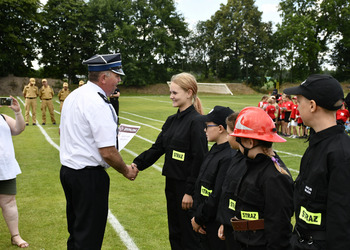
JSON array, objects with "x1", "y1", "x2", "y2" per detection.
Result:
[
  {"x1": 309, "y1": 125, "x2": 345, "y2": 147},
  {"x1": 211, "y1": 141, "x2": 230, "y2": 152},
  {"x1": 176, "y1": 105, "x2": 196, "y2": 118},
  {"x1": 87, "y1": 81, "x2": 106, "y2": 96},
  {"x1": 246, "y1": 153, "x2": 269, "y2": 164}
]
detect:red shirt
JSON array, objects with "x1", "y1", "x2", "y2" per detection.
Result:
[
  {"x1": 266, "y1": 105, "x2": 276, "y2": 120},
  {"x1": 258, "y1": 101, "x2": 268, "y2": 110},
  {"x1": 295, "y1": 109, "x2": 303, "y2": 124},
  {"x1": 336, "y1": 109, "x2": 350, "y2": 122},
  {"x1": 283, "y1": 101, "x2": 294, "y2": 112},
  {"x1": 291, "y1": 104, "x2": 298, "y2": 119}
]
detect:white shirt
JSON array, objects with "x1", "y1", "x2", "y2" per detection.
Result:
[
  {"x1": 60, "y1": 81, "x2": 118, "y2": 170},
  {"x1": 0, "y1": 115, "x2": 21, "y2": 180}
]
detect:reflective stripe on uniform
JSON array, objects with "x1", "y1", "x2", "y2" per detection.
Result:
[
  {"x1": 241, "y1": 211, "x2": 259, "y2": 220},
  {"x1": 172, "y1": 150, "x2": 185, "y2": 161},
  {"x1": 299, "y1": 206, "x2": 322, "y2": 225},
  {"x1": 228, "y1": 199, "x2": 236, "y2": 211},
  {"x1": 201, "y1": 186, "x2": 212, "y2": 197}
]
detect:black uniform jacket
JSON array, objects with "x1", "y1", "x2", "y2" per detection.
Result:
[
  {"x1": 294, "y1": 125, "x2": 350, "y2": 249},
  {"x1": 192, "y1": 142, "x2": 235, "y2": 226},
  {"x1": 110, "y1": 88, "x2": 119, "y2": 103},
  {"x1": 233, "y1": 153, "x2": 294, "y2": 250},
  {"x1": 216, "y1": 150, "x2": 246, "y2": 227},
  {"x1": 134, "y1": 105, "x2": 208, "y2": 195}
]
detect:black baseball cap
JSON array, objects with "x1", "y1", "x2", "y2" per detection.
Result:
[
  {"x1": 283, "y1": 74, "x2": 344, "y2": 111},
  {"x1": 201, "y1": 106, "x2": 234, "y2": 129}
]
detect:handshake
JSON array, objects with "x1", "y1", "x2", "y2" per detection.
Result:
[{"x1": 124, "y1": 163, "x2": 139, "y2": 181}]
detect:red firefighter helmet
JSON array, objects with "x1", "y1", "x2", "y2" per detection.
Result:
[{"x1": 231, "y1": 107, "x2": 286, "y2": 143}]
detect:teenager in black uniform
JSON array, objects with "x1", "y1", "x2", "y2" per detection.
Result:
[
  {"x1": 191, "y1": 106, "x2": 234, "y2": 250},
  {"x1": 132, "y1": 72, "x2": 208, "y2": 250},
  {"x1": 229, "y1": 107, "x2": 294, "y2": 250},
  {"x1": 284, "y1": 74, "x2": 350, "y2": 250},
  {"x1": 217, "y1": 112, "x2": 244, "y2": 249}
]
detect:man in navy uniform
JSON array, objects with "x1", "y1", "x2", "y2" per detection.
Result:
[{"x1": 59, "y1": 53, "x2": 138, "y2": 249}]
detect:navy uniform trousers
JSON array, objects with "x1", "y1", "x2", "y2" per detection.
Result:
[{"x1": 60, "y1": 165, "x2": 110, "y2": 250}]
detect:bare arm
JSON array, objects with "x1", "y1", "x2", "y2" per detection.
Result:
[
  {"x1": 110, "y1": 92, "x2": 120, "y2": 98},
  {"x1": 99, "y1": 146, "x2": 138, "y2": 180},
  {"x1": 3, "y1": 96, "x2": 25, "y2": 135}
]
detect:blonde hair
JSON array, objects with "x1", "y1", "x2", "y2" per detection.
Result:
[
  {"x1": 259, "y1": 141, "x2": 291, "y2": 176},
  {"x1": 171, "y1": 72, "x2": 203, "y2": 114}
]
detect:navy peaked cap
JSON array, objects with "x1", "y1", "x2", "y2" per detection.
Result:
[{"x1": 82, "y1": 53, "x2": 125, "y2": 75}]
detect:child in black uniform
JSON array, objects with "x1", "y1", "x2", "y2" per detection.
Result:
[
  {"x1": 284, "y1": 74, "x2": 350, "y2": 250},
  {"x1": 217, "y1": 112, "x2": 244, "y2": 250},
  {"x1": 132, "y1": 72, "x2": 208, "y2": 250},
  {"x1": 191, "y1": 106, "x2": 234, "y2": 250},
  {"x1": 229, "y1": 107, "x2": 294, "y2": 249}
]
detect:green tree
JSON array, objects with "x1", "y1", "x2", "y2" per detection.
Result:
[
  {"x1": 276, "y1": 0, "x2": 335, "y2": 81},
  {"x1": 89, "y1": 0, "x2": 189, "y2": 85},
  {"x1": 0, "y1": 0, "x2": 40, "y2": 76},
  {"x1": 185, "y1": 21, "x2": 212, "y2": 79},
  {"x1": 188, "y1": 0, "x2": 273, "y2": 85},
  {"x1": 325, "y1": 0, "x2": 350, "y2": 81},
  {"x1": 38, "y1": 0, "x2": 98, "y2": 83}
]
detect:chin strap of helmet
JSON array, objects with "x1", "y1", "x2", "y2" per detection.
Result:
[{"x1": 236, "y1": 137, "x2": 262, "y2": 157}]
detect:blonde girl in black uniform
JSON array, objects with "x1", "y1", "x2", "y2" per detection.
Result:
[
  {"x1": 229, "y1": 107, "x2": 294, "y2": 250},
  {"x1": 132, "y1": 72, "x2": 208, "y2": 250}
]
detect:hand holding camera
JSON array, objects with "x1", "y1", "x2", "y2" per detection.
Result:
[
  {"x1": 0, "y1": 96, "x2": 21, "y2": 114},
  {"x1": 0, "y1": 97, "x2": 13, "y2": 106}
]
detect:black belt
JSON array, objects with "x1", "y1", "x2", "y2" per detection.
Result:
[
  {"x1": 62, "y1": 165, "x2": 105, "y2": 170},
  {"x1": 294, "y1": 225, "x2": 326, "y2": 243},
  {"x1": 43, "y1": 98, "x2": 52, "y2": 100},
  {"x1": 26, "y1": 97, "x2": 36, "y2": 99},
  {"x1": 84, "y1": 165, "x2": 105, "y2": 170}
]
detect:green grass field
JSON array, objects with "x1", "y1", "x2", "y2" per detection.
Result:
[{"x1": 0, "y1": 93, "x2": 308, "y2": 249}]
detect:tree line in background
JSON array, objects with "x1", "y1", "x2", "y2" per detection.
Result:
[{"x1": 1, "y1": 0, "x2": 349, "y2": 87}]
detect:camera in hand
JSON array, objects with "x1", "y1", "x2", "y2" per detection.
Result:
[{"x1": 0, "y1": 97, "x2": 13, "y2": 106}]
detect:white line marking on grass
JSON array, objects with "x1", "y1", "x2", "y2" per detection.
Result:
[
  {"x1": 125, "y1": 96, "x2": 248, "y2": 108},
  {"x1": 36, "y1": 123, "x2": 60, "y2": 150},
  {"x1": 275, "y1": 150, "x2": 302, "y2": 158},
  {"x1": 204, "y1": 100, "x2": 249, "y2": 106},
  {"x1": 122, "y1": 147, "x2": 162, "y2": 172},
  {"x1": 119, "y1": 116, "x2": 161, "y2": 131},
  {"x1": 135, "y1": 134, "x2": 156, "y2": 144},
  {"x1": 121, "y1": 111, "x2": 164, "y2": 123},
  {"x1": 54, "y1": 110, "x2": 60, "y2": 114},
  {"x1": 132, "y1": 96, "x2": 171, "y2": 104},
  {"x1": 17, "y1": 96, "x2": 139, "y2": 250},
  {"x1": 287, "y1": 168, "x2": 299, "y2": 173},
  {"x1": 108, "y1": 211, "x2": 139, "y2": 250}
]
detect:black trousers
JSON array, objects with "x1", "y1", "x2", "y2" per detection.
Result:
[
  {"x1": 290, "y1": 231, "x2": 326, "y2": 250},
  {"x1": 199, "y1": 221, "x2": 227, "y2": 250},
  {"x1": 60, "y1": 165, "x2": 110, "y2": 250},
  {"x1": 165, "y1": 177, "x2": 201, "y2": 250},
  {"x1": 110, "y1": 98, "x2": 119, "y2": 116},
  {"x1": 224, "y1": 225, "x2": 240, "y2": 250}
]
